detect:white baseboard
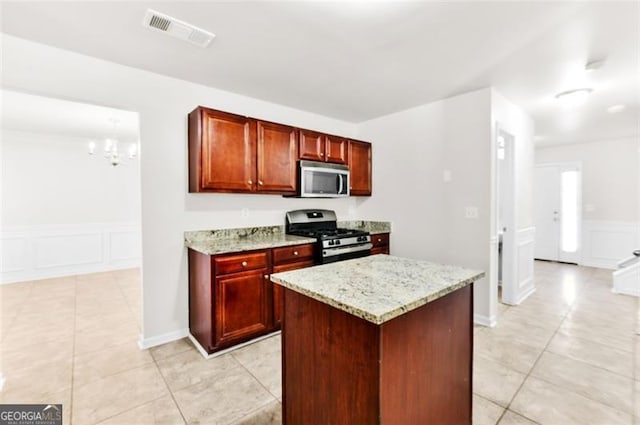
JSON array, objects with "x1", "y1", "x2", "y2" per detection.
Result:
[
  {"x1": 474, "y1": 314, "x2": 497, "y2": 328},
  {"x1": 511, "y1": 285, "x2": 536, "y2": 305},
  {"x1": 137, "y1": 328, "x2": 189, "y2": 350},
  {"x1": 188, "y1": 331, "x2": 281, "y2": 359},
  {"x1": 581, "y1": 220, "x2": 640, "y2": 269},
  {"x1": 1, "y1": 222, "x2": 141, "y2": 284}
]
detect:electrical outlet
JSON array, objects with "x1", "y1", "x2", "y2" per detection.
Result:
[
  {"x1": 241, "y1": 208, "x2": 250, "y2": 218},
  {"x1": 465, "y1": 207, "x2": 479, "y2": 219}
]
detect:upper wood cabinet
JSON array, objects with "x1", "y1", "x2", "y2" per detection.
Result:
[
  {"x1": 348, "y1": 140, "x2": 372, "y2": 196},
  {"x1": 188, "y1": 106, "x2": 370, "y2": 195},
  {"x1": 189, "y1": 107, "x2": 298, "y2": 194},
  {"x1": 189, "y1": 108, "x2": 256, "y2": 193},
  {"x1": 299, "y1": 129, "x2": 325, "y2": 162},
  {"x1": 256, "y1": 121, "x2": 297, "y2": 194},
  {"x1": 299, "y1": 129, "x2": 348, "y2": 165},
  {"x1": 325, "y1": 135, "x2": 348, "y2": 164}
]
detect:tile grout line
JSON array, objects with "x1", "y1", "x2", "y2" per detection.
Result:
[
  {"x1": 70, "y1": 275, "x2": 78, "y2": 425},
  {"x1": 230, "y1": 349, "x2": 283, "y2": 401},
  {"x1": 500, "y1": 268, "x2": 637, "y2": 421},
  {"x1": 492, "y1": 268, "x2": 592, "y2": 424},
  {"x1": 150, "y1": 347, "x2": 189, "y2": 424}
]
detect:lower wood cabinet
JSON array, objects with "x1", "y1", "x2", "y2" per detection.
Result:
[
  {"x1": 188, "y1": 243, "x2": 315, "y2": 354},
  {"x1": 371, "y1": 232, "x2": 390, "y2": 255},
  {"x1": 215, "y1": 267, "x2": 271, "y2": 348}
]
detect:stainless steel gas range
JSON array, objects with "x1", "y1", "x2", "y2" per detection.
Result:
[{"x1": 285, "y1": 209, "x2": 372, "y2": 264}]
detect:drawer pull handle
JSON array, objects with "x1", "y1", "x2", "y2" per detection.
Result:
[
  {"x1": 241, "y1": 261, "x2": 248, "y2": 267},
  {"x1": 293, "y1": 251, "x2": 299, "y2": 256}
]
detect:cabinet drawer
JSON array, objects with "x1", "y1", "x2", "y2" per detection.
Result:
[
  {"x1": 272, "y1": 244, "x2": 315, "y2": 265},
  {"x1": 214, "y1": 251, "x2": 268, "y2": 275},
  {"x1": 371, "y1": 233, "x2": 389, "y2": 248}
]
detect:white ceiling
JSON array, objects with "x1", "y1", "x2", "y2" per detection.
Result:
[
  {"x1": 1, "y1": 1, "x2": 638, "y2": 146},
  {"x1": 1, "y1": 90, "x2": 140, "y2": 143}
]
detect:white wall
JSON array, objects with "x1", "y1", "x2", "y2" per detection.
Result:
[
  {"x1": 357, "y1": 88, "x2": 497, "y2": 325},
  {"x1": 2, "y1": 130, "x2": 140, "y2": 225},
  {"x1": 1, "y1": 129, "x2": 142, "y2": 283},
  {"x1": 536, "y1": 138, "x2": 639, "y2": 222},
  {"x1": 1, "y1": 34, "x2": 359, "y2": 346},
  {"x1": 536, "y1": 138, "x2": 640, "y2": 268}
]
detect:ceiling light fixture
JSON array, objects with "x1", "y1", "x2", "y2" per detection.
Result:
[
  {"x1": 585, "y1": 60, "x2": 605, "y2": 72},
  {"x1": 88, "y1": 118, "x2": 138, "y2": 167},
  {"x1": 554, "y1": 88, "x2": 593, "y2": 107},
  {"x1": 607, "y1": 104, "x2": 626, "y2": 114}
]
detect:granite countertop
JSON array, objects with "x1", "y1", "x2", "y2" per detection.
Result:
[
  {"x1": 339, "y1": 220, "x2": 391, "y2": 235},
  {"x1": 185, "y1": 226, "x2": 315, "y2": 255},
  {"x1": 185, "y1": 221, "x2": 391, "y2": 255},
  {"x1": 271, "y1": 255, "x2": 484, "y2": 325}
]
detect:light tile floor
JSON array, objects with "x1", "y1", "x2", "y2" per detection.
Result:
[{"x1": 0, "y1": 262, "x2": 638, "y2": 424}]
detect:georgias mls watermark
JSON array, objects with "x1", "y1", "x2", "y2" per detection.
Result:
[{"x1": 0, "y1": 404, "x2": 62, "y2": 425}]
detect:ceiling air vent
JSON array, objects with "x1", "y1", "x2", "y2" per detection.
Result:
[{"x1": 143, "y1": 9, "x2": 215, "y2": 48}]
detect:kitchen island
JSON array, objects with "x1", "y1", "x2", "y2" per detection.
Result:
[{"x1": 270, "y1": 254, "x2": 484, "y2": 425}]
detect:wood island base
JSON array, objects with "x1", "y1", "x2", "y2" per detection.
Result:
[{"x1": 281, "y1": 284, "x2": 473, "y2": 425}]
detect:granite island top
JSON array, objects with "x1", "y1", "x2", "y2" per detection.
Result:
[
  {"x1": 270, "y1": 254, "x2": 484, "y2": 325},
  {"x1": 184, "y1": 221, "x2": 391, "y2": 255}
]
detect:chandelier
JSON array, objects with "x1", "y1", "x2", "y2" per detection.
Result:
[{"x1": 88, "y1": 118, "x2": 138, "y2": 166}]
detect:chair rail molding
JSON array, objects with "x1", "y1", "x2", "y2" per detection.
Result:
[{"x1": 1, "y1": 222, "x2": 141, "y2": 284}]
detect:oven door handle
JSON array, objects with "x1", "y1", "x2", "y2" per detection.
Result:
[{"x1": 323, "y1": 243, "x2": 372, "y2": 257}]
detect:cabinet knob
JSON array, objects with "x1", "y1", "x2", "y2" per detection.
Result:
[
  {"x1": 258, "y1": 181, "x2": 264, "y2": 186},
  {"x1": 320, "y1": 152, "x2": 324, "y2": 157},
  {"x1": 264, "y1": 274, "x2": 269, "y2": 279},
  {"x1": 378, "y1": 238, "x2": 382, "y2": 242},
  {"x1": 248, "y1": 180, "x2": 253, "y2": 185},
  {"x1": 293, "y1": 251, "x2": 299, "y2": 256},
  {"x1": 241, "y1": 261, "x2": 248, "y2": 267}
]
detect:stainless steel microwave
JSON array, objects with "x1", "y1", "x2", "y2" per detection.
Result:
[{"x1": 298, "y1": 160, "x2": 350, "y2": 198}]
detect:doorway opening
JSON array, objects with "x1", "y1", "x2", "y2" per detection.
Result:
[
  {"x1": 534, "y1": 163, "x2": 582, "y2": 264},
  {"x1": 0, "y1": 91, "x2": 144, "y2": 386},
  {"x1": 495, "y1": 127, "x2": 518, "y2": 306}
]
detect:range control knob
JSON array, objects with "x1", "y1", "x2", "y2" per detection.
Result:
[
  {"x1": 328, "y1": 240, "x2": 335, "y2": 246},
  {"x1": 334, "y1": 240, "x2": 341, "y2": 245}
]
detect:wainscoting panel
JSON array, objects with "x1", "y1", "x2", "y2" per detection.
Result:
[
  {"x1": 581, "y1": 220, "x2": 640, "y2": 269},
  {"x1": 1, "y1": 223, "x2": 141, "y2": 284}
]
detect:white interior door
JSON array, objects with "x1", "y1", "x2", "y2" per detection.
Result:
[
  {"x1": 534, "y1": 164, "x2": 581, "y2": 263},
  {"x1": 534, "y1": 166, "x2": 561, "y2": 261}
]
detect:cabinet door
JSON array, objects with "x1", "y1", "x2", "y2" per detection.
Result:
[
  {"x1": 325, "y1": 135, "x2": 348, "y2": 164},
  {"x1": 199, "y1": 108, "x2": 256, "y2": 192},
  {"x1": 299, "y1": 129, "x2": 325, "y2": 162},
  {"x1": 272, "y1": 260, "x2": 314, "y2": 328},
  {"x1": 348, "y1": 140, "x2": 372, "y2": 196},
  {"x1": 257, "y1": 121, "x2": 298, "y2": 194},
  {"x1": 215, "y1": 268, "x2": 270, "y2": 347}
]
